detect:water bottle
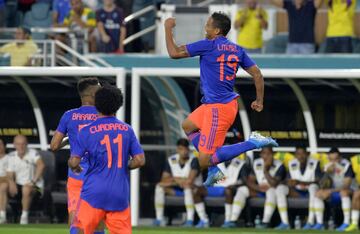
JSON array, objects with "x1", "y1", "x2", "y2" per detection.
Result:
[
  {"x1": 328, "y1": 216, "x2": 335, "y2": 230},
  {"x1": 294, "y1": 216, "x2": 302, "y2": 230},
  {"x1": 255, "y1": 215, "x2": 261, "y2": 228}
]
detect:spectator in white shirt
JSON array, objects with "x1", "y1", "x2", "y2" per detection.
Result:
[
  {"x1": 7, "y1": 135, "x2": 45, "y2": 225},
  {"x1": 0, "y1": 138, "x2": 8, "y2": 224}
]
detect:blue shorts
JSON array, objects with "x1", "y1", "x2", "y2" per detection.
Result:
[
  {"x1": 295, "y1": 189, "x2": 309, "y2": 198},
  {"x1": 257, "y1": 192, "x2": 266, "y2": 198},
  {"x1": 207, "y1": 186, "x2": 225, "y2": 197},
  {"x1": 330, "y1": 192, "x2": 341, "y2": 205}
]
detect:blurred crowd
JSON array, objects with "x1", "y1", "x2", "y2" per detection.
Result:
[
  {"x1": 0, "y1": 0, "x2": 127, "y2": 62},
  {"x1": 236, "y1": 0, "x2": 358, "y2": 54}
]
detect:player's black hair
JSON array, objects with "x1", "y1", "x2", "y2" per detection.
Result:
[
  {"x1": 95, "y1": 85, "x2": 123, "y2": 116},
  {"x1": 177, "y1": 138, "x2": 189, "y2": 148},
  {"x1": 211, "y1": 12, "x2": 231, "y2": 36},
  {"x1": 77, "y1": 77, "x2": 100, "y2": 96},
  {"x1": 329, "y1": 147, "x2": 340, "y2": 154}
]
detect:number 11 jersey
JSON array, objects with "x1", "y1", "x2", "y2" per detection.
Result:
[
  {"x1": 186, "y1": 36, "x2": 256, "y2": 104},
  {"x1": 71, "y1": 116, "x2": 144, "y2": 211}
]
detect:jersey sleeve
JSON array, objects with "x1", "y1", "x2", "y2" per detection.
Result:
[
  {"x1": 315, "y1": 163, "x2": 322, "y2": 180},
  {"x1": 129, "y1": 128, "x2": 144, "y2": 157},
  {"x1": 239, "y1": 50, "x2": 256, "y2": 69},
  {"x1": 31, "y1": 150, "x2": 41, "y2": 164},
  {"x1": 185, "y1": 39, "x2": 213, "y2": 57},
  {"x1": 239, "y1": 164, "x2": 250, "y2": 181},
  {"x1": 7, "y1": 157, "x2": 15, "y2": 173},
  {"x1": 56, "y1": 112, "x2": 69, "y2": 135},
  {"x1": 275, "y1": 165, "x2": 286, "y2": 181},
  {"x1": 345, "y1": 164, "x2": 355, "y2": 178},
  {"x1": 190, "y1": 157, "x2": 201, "y2": 176},
  {"x1": 71, "y1": 131, "x2": 87, "y2": 158}
]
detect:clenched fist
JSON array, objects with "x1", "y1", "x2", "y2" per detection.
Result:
[
  {"x1": 251, "y1": 100, "x2": 263, "y2": 112},
  {"x1": 164, "y1": 18, "x2": 176, "y2": 29}
]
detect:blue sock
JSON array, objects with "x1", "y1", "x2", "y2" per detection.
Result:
[
  {"x1": 210, "y1": 141, "x2": 256, "y2": 165},
  {"x1": 94, "y1": 231, "x2": 105, "y2": 234},
  {"x1": 70, "y1": 226, "x2": 80, "y2": 234},
  {"x1": 186, "y1": 131, "x2": 200, "y2": 151}
]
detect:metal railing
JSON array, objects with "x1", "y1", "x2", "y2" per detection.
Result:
[
  {"x1": 0, "y1": 39, "x2": 98, "y2": 67},
  {"x1": 0, "y1": 27, "x2": 89, "y2": 54},
  {"x1": 123, "y1": 5, "x2": 157, "y2": 46}
]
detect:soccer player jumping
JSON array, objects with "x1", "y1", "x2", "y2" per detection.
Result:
[{"x1": 164, "y1": 12, "x2": 278, "y2": 185}]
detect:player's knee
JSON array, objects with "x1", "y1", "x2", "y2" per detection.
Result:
[
  {"x1": 354, "y1": 191, "x2": 360, "y2": 199},
  {"x1": 22, "y1": 185, "x2": 33, "y2": 197},
  {"x1": 182, "y1": 119, "x2": 197, "y2": 134},
  {"x1": 308, "y1": 183, "x2": 319, "y2": 194},
  {"x1": 315, "y1": 190, "x2": 326, "y2": 200},
  {"x1": 340, "y1": 189, "x2": 350, "y2": 197},
  {"x1": 275, "y1": 185, "x2": 288, "y2": 196},
  {"x1": 155, "y1": 184, "x2": 164, "y2": 193},
  {"x1": 238, "y1": 186, "x2": 250, "y2": 198}
]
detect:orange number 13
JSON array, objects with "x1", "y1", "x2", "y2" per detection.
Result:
[{"x1": 100, "y1": 134, "x2": 123, "y2": 168}]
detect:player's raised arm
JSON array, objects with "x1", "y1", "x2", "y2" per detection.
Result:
[
  {"x1": 245, "y1": 65, "x2": 264, "y2": 112},
  {"x1": 164, "y1": 18, "x2": 189, "y2": 59}
]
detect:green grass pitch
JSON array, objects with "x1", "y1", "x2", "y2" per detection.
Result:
[{"x1": 0, "y1": 224, "x2": 358, "y2": 234}]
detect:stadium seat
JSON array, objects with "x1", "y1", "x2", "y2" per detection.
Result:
[
  {"x1": 352, "y1": 38, "x2": 360, "y2": 53},
  {"x1": 264, "y1": 33, "x2": 288, "y2": 54},
  {"x1": 23, "y1": 2, "x2": 52, "y2": 40},
  {"x1": 38, "y1": 151, "x2": 56, "y2": 221}
]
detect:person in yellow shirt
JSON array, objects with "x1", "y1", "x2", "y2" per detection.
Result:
[
  {"x1": 234, "y1": 0, "x2": 268, "y2": 53},
  {"x1": 325, "y1": 0, "x2": 357, "y2": 53},
  {"x1": 0, "y1": 27, "x2": 38, "y2": 66},
  {"x1": 345, "y1": 154, "x2": 360, "y2": 231},
  {"x1": 62, "y1": 0, "x2": 97, "y2": 52}
]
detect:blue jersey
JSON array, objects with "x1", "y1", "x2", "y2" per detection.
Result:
[
  {"x1": 96, "y1": 7, "x2": 125, "y2": 52},
  {"x1": 71, "y1": 116, "x2": 144, "y2": 211},
  {"x1": 186, "y1": 36, "x2": 256, "y2": 104},
  {"x1": 56, "y1": 106, "x2": 97, "y2": 180},
  {"x1": 53, "y1": 0, "x2": 71, "y2": 24}
]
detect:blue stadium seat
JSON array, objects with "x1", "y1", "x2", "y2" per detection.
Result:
[
  {"x1": 23, "y1": 3, "x2": 52, "y2": 40},
  {"x1": 264, "y1": 33, "x2": 288, "y2": 54}
]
